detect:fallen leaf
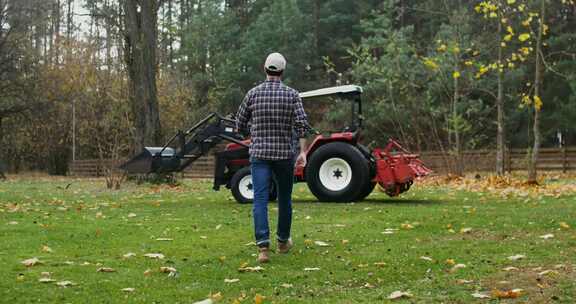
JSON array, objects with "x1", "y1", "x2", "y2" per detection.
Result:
[
  {"x1": 211, "y1": 292, "x2": 223, "y2": 301},
  {"x1": 193, "y1": 299, "x2": 214, "y2": 304},
  {"x1": 97, "y1": 267, "x2": 116, "y2": 273},
  {"x1": 450, "y1": 264, "x2": 467, "y2": 272},
  {"x1": 224, "y1": 278, "x2": 240, "y2": 283},
  {"x1": 539, "y1": 234, "x2": 554, "y2": 239},
  {"x1": 492, "y1": 288, "x2": 523, "y2": 299},
  {"x1": 143, "y1": 253, "x2": 165, "y2": 259},
  {"x1": 215, "y1": 224, "x2": 222, "y2": 230},
  {"x1": 38, "y1": 278, "x2": 56, "y2": 283},
  {"x1": 341, "y1": 239, "x2": 349, "y2": 245},
  {"x1": 388, "y1": 290, "x2": 413, "y2": 300},
  {"x1": 21, "y1": 257, "x2": 41, "y2": 267},
  {"x1": 471, "y1": 292, "x2": 490, "y2": 299},
  {"x1": 281, "y1": 283, "x2": 293, "y2": 288},
  {"x1": 41, "y1": 245, "x2": 53, "y2": 253},
  {"x1": 304, "y1": 267, "x2": 320, "y2": 271},
  {"x1": 420, "y1": 256, "x2": 433, "y2": 262},
  {"x1": 121, "y1": 288, "x2": 135, "y2": 292},
  {"x1": 123, "y1": 252, "x2": 136, "y2": 258},
  {"x1": 401, "y1": 223, "x2": 414, "y2": 230},
  {"x1": 503, "y1": 266, "x2": 519, "y2": 271},
  {"x1": 457, "y1": 279, "x2": 474, "y2": 284},
  {"x1": 238, "y1": 266, "x2": 264, "y2": 272},
  {"x1": 159, "y1": 267, "x2": 177, "y2": 273},
  {"x1": 56, "y1": 280, "x2": 76, "y2": 287},
  {"x1": 314, "y1": 241, "x2": 330, "y2": 247},
  {"x1": 445, "y1": 259, "x2": 456, "y2": 266},
  {"x1": 373, "y1": 262, "x2": 386, "y2": 267},
  {"x1": 460, "y1": 227, "x2": 473, "y2": 233},
  {"x1": 538, "y1": 270, "x2": 558, "y2": 276},
  {"x1": 559, "y1": 222, "x2": 570, "y2": 229},
  {"x1": 254, "y1": 294, "x2": 265, "y2": 304},
  {"x1": 200, "y1": 236, "x2": 207, "y2": 239},
  {"x1": 507, "y1": 254, "x2": 526, "y2": 261},
  {"x1": 8, "y1": 221, "x2": 18, "y2": 225},
  {"x1": 127, "y1": 213, "x2": 137, "y2": 218}
]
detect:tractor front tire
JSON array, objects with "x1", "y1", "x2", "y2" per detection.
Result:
[
  {"x1": 230, "y1": 167, "x2": 277, "y2": 204},
  {"x1": 306, "y1": 142, "x2": 370, "y2": 202}
]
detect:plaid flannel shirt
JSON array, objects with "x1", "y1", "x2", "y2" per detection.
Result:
[{"x1": 236, "y1": 79, "x2": 310, "y2": 160}]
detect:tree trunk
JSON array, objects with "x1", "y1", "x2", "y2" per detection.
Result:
[
  {"x1": 124, "y1": 0, "x2": 162, "y2": 153},
  {"x1": 527, "y1": 0, "x2": 545, "y2": 184},
  {"x1": 496, "y1": 7, "x2": 505, "y2": 175},
  {"x1": 453, "y1": 62, "x2": 463, "y2": 176}
]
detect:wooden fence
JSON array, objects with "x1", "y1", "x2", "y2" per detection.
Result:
[
  {"x1": 69, "y1": 146, "x2": 576, "y2": 178},
  {"x1": 69, "y1": 155, "x2": 215, "y2": 178},
  {"x1": 419, "y1": 146, "x2": 576, "y2": 173}
]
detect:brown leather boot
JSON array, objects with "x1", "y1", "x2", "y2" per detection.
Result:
[
  {"x1": 277, "y1": 239, "x2": 293, "y2": 254},
  {"x1": 257, "y1": 247, "x2": 270, "y2": 263}
]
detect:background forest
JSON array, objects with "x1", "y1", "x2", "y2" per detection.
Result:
[{"x1": 0, "y1": 0, "x2": 575, "y2": 176}]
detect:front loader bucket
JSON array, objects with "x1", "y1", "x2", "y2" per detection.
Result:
[{"x1": 120, "y1": 147, "x2": 179, "y2": 174}]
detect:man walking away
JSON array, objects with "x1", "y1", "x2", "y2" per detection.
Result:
[{"x1": 236, "y1": 52, "x2": 310, "y2": 263}]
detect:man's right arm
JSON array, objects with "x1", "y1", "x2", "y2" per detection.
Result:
[{"x1": 236, "y1": 93, "x2": 252, "y2": 136}]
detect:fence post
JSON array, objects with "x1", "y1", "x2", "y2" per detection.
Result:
[
  {"x1": 506, "y1": 145, "x2": 512, "y2": 174},
  {"x1": 562, "y1": 145, "x2": 567, "y2": 173}
]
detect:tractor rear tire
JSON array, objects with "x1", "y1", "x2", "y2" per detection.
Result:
[
  {"x1": 354, "y1": 144, "x2": 376, "y2": 201},
  {"x1": 355, "y1": 181, "x2": 376, "y2": 201},
  {"x1": 306, "y1": 142, "x2": 370, "y2": 202},
  {"x1": 230, "y1": 167, "x2": 277, "y2": 204}
]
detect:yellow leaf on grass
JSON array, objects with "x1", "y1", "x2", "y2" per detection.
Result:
[
  {"x1": 559, "y1": 222, "x2": 570, "y2": 229},
  {"x1": 254, "y1": 294, "x2": 265, "y2": 304},
  {"x1": 492, "y1": 288, "x2": 523, "y2": 299},
  {"x1": 401, "y1": 223, "x2": 414, "y2": 229},
  {"x1": 453, "y1": 71, "x2": 461, "y2": 79}
]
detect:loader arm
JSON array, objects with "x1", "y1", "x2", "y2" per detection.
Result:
[{"x1": 120, "y1": 113, "x2": 247, "y2": 174}]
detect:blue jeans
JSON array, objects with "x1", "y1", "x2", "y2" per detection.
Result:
[{"x1": 250, "y1": 157, "x2": 294, "y2": 248}]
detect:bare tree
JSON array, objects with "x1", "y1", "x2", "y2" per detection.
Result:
[{"x1": 123, "y1": 0, "x2": 163, "y2": 152}]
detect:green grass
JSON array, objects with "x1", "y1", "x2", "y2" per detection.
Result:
[{"x1": 0, "y1": 177, "x2": 575, "y2": 303}]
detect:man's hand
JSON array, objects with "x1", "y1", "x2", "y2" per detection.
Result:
[{"x1": 295, "y1": 152, "x2": 307, "y2": 167}]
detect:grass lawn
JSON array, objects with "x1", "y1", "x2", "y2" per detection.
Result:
[{"x1": 0, "y1": 175, "x2": 575, "y2": 303}]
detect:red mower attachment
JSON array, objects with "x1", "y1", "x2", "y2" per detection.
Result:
[{"x1": 373, "y1": 139, "x2": 432, "y2": 197}]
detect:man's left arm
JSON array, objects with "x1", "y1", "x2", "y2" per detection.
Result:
[
  {"x1": 293, "y1": 95, "x2": 311, "y2": 139},
  {"x1": 294, "y1": 94, "x2": 311, "y2": 166}
]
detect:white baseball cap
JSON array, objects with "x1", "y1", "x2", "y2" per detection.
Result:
[{"x1": 264, "y1": 52, "x2": 286, "y2": 72}]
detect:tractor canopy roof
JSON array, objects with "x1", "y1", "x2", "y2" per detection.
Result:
[{"x1": 299, "y1": 85, "x2": 363, "y2": 100}]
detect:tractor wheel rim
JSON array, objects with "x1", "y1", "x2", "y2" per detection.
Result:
[
  {"x1": 239, "y1": 175, "x2": 254, "y2": 200},
  {"x1": 319, "y1": 157, "x2": 352, "y2": 191}
]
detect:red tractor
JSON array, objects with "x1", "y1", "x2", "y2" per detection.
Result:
[{"x1": 121, "y1": 85, "x2": 431, "y2": 203}]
